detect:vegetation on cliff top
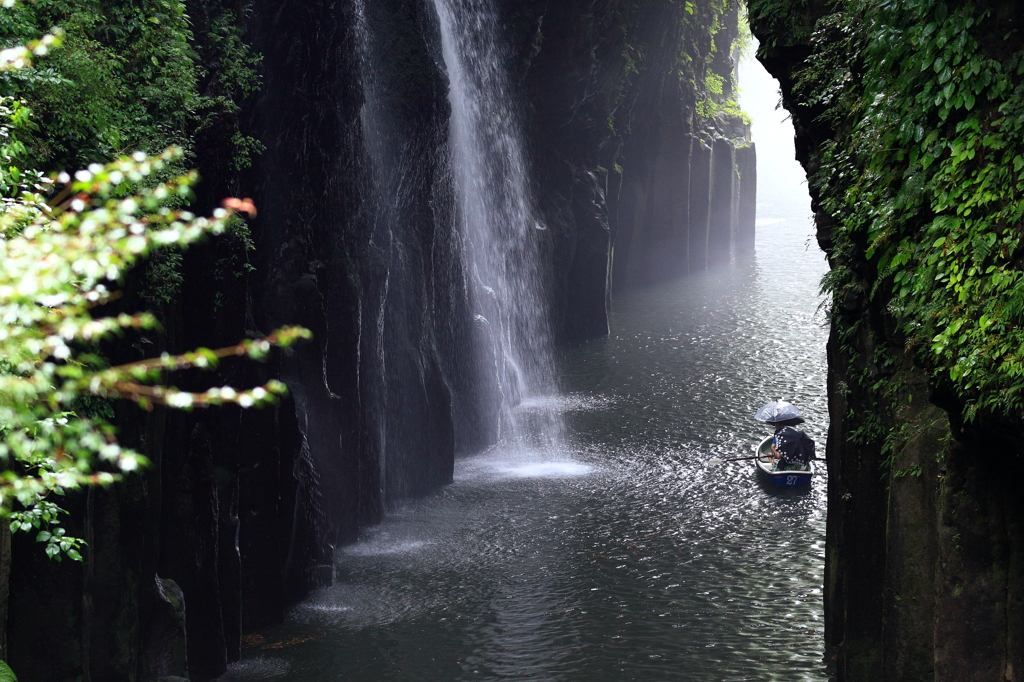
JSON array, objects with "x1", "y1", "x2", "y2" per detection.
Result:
[
  {"x1": 0, "y1": 0, "x2": 261, "y2": 170},
  {"x1": 604, "y1": 0, "x2": 751, "y2": 140},
  {"x1": 772, "y1": 0, "x2": 1024, "y2": 422}
]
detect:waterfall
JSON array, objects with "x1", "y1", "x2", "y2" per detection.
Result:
[{"x1": 432, "y1": 0, "x2": 563, "y2": 453}]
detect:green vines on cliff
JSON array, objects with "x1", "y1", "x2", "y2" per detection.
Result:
[
  {"x1": 692, "y1": 1, "x2": 753, "y2": 133},
  {"x1": 804, "y1": 0, "x2": 1024, "y2": 421},
  {"x1": 0, "y1": 0, "x2": 262, "y2": 310},
  {"x1": 746, "y1": 0, "x2": 809, "y2": 51},
  {"x1": 190, "y1": 0, "x2": 265, "y2": 171},
  {"x1": 0, "y1": 0, "x2": 261, "y2": 171}
]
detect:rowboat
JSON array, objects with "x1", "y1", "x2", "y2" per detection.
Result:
[{"x1": 754, "y1": 434, "x2": 813, "y2": 487}]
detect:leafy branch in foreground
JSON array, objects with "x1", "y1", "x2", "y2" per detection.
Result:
[{"x1": 0, "y1": 145, "x2": 309, "y2": 560}]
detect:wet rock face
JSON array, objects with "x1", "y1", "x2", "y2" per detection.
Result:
[
  {"x1": 241, "y1": 0, "x2": 485, "y2": 533},
  {"x1": 143, "y1": 577, "x2": 188, "y2": 679},
  {"x1": 748, "y1": 0, "x2": 1024, "y2": 679},
  {"x1": 6, "y1": 391, "x2": 329, "y2": 682}
]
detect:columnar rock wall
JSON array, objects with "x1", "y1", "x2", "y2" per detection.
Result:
[{"x1": 504, "y1": 0, "x2": 756, "y2": 332}]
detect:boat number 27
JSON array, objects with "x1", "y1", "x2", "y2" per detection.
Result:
[{"x1": 786, "y1": 475, "x2": 798, "y2": 486}]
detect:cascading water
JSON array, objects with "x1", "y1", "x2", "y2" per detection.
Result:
[
  {"x1": 432, "y1": 0, "x2": 562, "y2": 454},
  {"x1": 228, "y1": 47, "x2": 830, "y2": 682}
]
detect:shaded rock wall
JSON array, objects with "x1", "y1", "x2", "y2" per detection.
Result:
[
  {"x1": 607, "y1": 0, "x2": 755, "y2": 292},
  {"x1": 6, "y1": 378, "x2": 328, "y2": 682},
  {"x1": 748, "y1": 0, "x2": 1024, "y2": 679},
  {"x1": 5, "y1": 3, "x2": 337, "y2": 680},
  {"x1": 503, "y1": 0, "x2": 756, "y2": 343},
  {"x1": 241, "y1": 0, "x2": 465, "y2": 538}
]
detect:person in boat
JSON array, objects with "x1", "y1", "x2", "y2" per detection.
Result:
[{"x1": 767, "y1": 417, "x2": 815, "y2": 471}]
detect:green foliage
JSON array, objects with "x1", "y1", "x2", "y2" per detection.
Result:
[
  {"x1": 706, "y1": 71, "x2": 725, "y2": 95},
  {"x1": 746, "y1": 0, "x2": 811, "y2": 53},
  {"x1": 696, "y1": 96, "x2": 752, "y2": 125},
  {"x1": 686, "y1": 1, "x2": 753, "y2": 134},
  {"x1": 212, "y1": 214, "x2": 255, "y2": 311},
  {"x1": 191, "y1": 0, "x2": 265, "y2": 171},
  {"x1": 0, "y1": 0, "x2": 264, "y2": 173},
  {"x1": 10, "y1": 498, "x2": 84, "y2": 561},
  {"x1": 797, "y1": 0, "x2": 1024, "y2": 420},
  {"x1": 139, "y1": 246, "x2": 184, "y2": 307},
  {"x1": 0, "y1": 0, "x2": 199, "y2": 170},
  {"x1": 891, "y1": 463, "x2": 922, "y2": 479},
  {"x1": 734, "y1": 2, "x2": 753, "y2": 63},
  {"x1": 0, "y1": 143, "x2": 309, "y2": 561},
  {"x1": 756, "y1": 0, "x2": 1024, "y2": 467},
  {"x1": 0, "y1": 0, "x2": 274, "y2": 583},
  {"x1": 0, "y1": 660, "x2": 15, "y2": 682},
  {"x1": 608, "y1": 0, "x2": 748, "y2": 137}
]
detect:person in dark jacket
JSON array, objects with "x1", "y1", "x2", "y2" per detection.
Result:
[{"x1": 767, "y1": 417, "x2": 815, "y2": 471}]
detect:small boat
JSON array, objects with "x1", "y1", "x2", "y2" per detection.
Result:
[{"x1": 754, "y1": 434, "x2": 813, "y2": 487}]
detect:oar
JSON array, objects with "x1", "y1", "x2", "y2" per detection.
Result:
[{"x1": 708, "y1": 455, "x2": 763, "y2": 464}]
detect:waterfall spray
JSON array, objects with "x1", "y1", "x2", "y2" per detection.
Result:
[{"x1": 432, "y1": 0, "x2": 562, "y2": 453}]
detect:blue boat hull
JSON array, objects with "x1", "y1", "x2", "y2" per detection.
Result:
[{"x1": 754, "y1": 435, "x2": 813, "y2": 487}]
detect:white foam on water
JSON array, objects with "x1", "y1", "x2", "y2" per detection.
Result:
[
  {"x1": 516, "y1": 393, "x2": 616, "y2": 413},
  {"x1": 300, "y1": 603, "x2": 352, "y2": 613},
  {"x1": 343, "y1": 540, "x2": 431, "y2": 557},
  {"x1": 516, "y1": 396, "x2": 564, "y2": 410},
  {"x1": 456, "y1": 447, "x2": 595, "y2": 482},
  {"x1": 496, "y1": 462, "x2": 593, "y2": 478}
]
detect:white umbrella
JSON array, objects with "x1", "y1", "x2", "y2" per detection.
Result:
[{"x1": 754, "y1": 400, "x2": 803, "y2": 423}]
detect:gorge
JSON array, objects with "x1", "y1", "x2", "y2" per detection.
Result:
[{"x1": 4, "y1": 0, "x2": 1024, "y2": 681}]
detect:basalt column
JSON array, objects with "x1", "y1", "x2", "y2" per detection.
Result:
[
  {"x1": 735, "y1": 144, "x2": 756, "y2": 254},
  {"x1": 510, "y1": 0, "x2": 755, "y2": 301},
  {"x1": 244, "y1": 0, "x2": 479, "y2": 544}
]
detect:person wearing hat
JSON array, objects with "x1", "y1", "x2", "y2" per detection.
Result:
[{"x1": 755, "y1": 400, "x2": 816, "y2": 471}]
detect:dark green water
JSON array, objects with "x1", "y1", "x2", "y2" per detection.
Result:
[{"x1": 228, "y1": 56, "x2": 829, "y2": 682}]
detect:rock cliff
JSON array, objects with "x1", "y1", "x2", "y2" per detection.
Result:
[
  {"x1": 506, "y1": 0, "x2": 755, "y2": 343},
  {"x1": 747, "y1": 0, "x2": 1024, "y2": 679}
]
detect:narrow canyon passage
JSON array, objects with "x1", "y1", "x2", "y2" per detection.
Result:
[
  {"x1": 229, "y1": 56, "x2": 828, "y2": 682},
  {"x1": 8, "y1": 3, "x2": 1024, "y2": 680}
]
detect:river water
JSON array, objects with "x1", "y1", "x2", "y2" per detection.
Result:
[{"x1": 229, "y1": 55, "x2": 829, "y2": 682}]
